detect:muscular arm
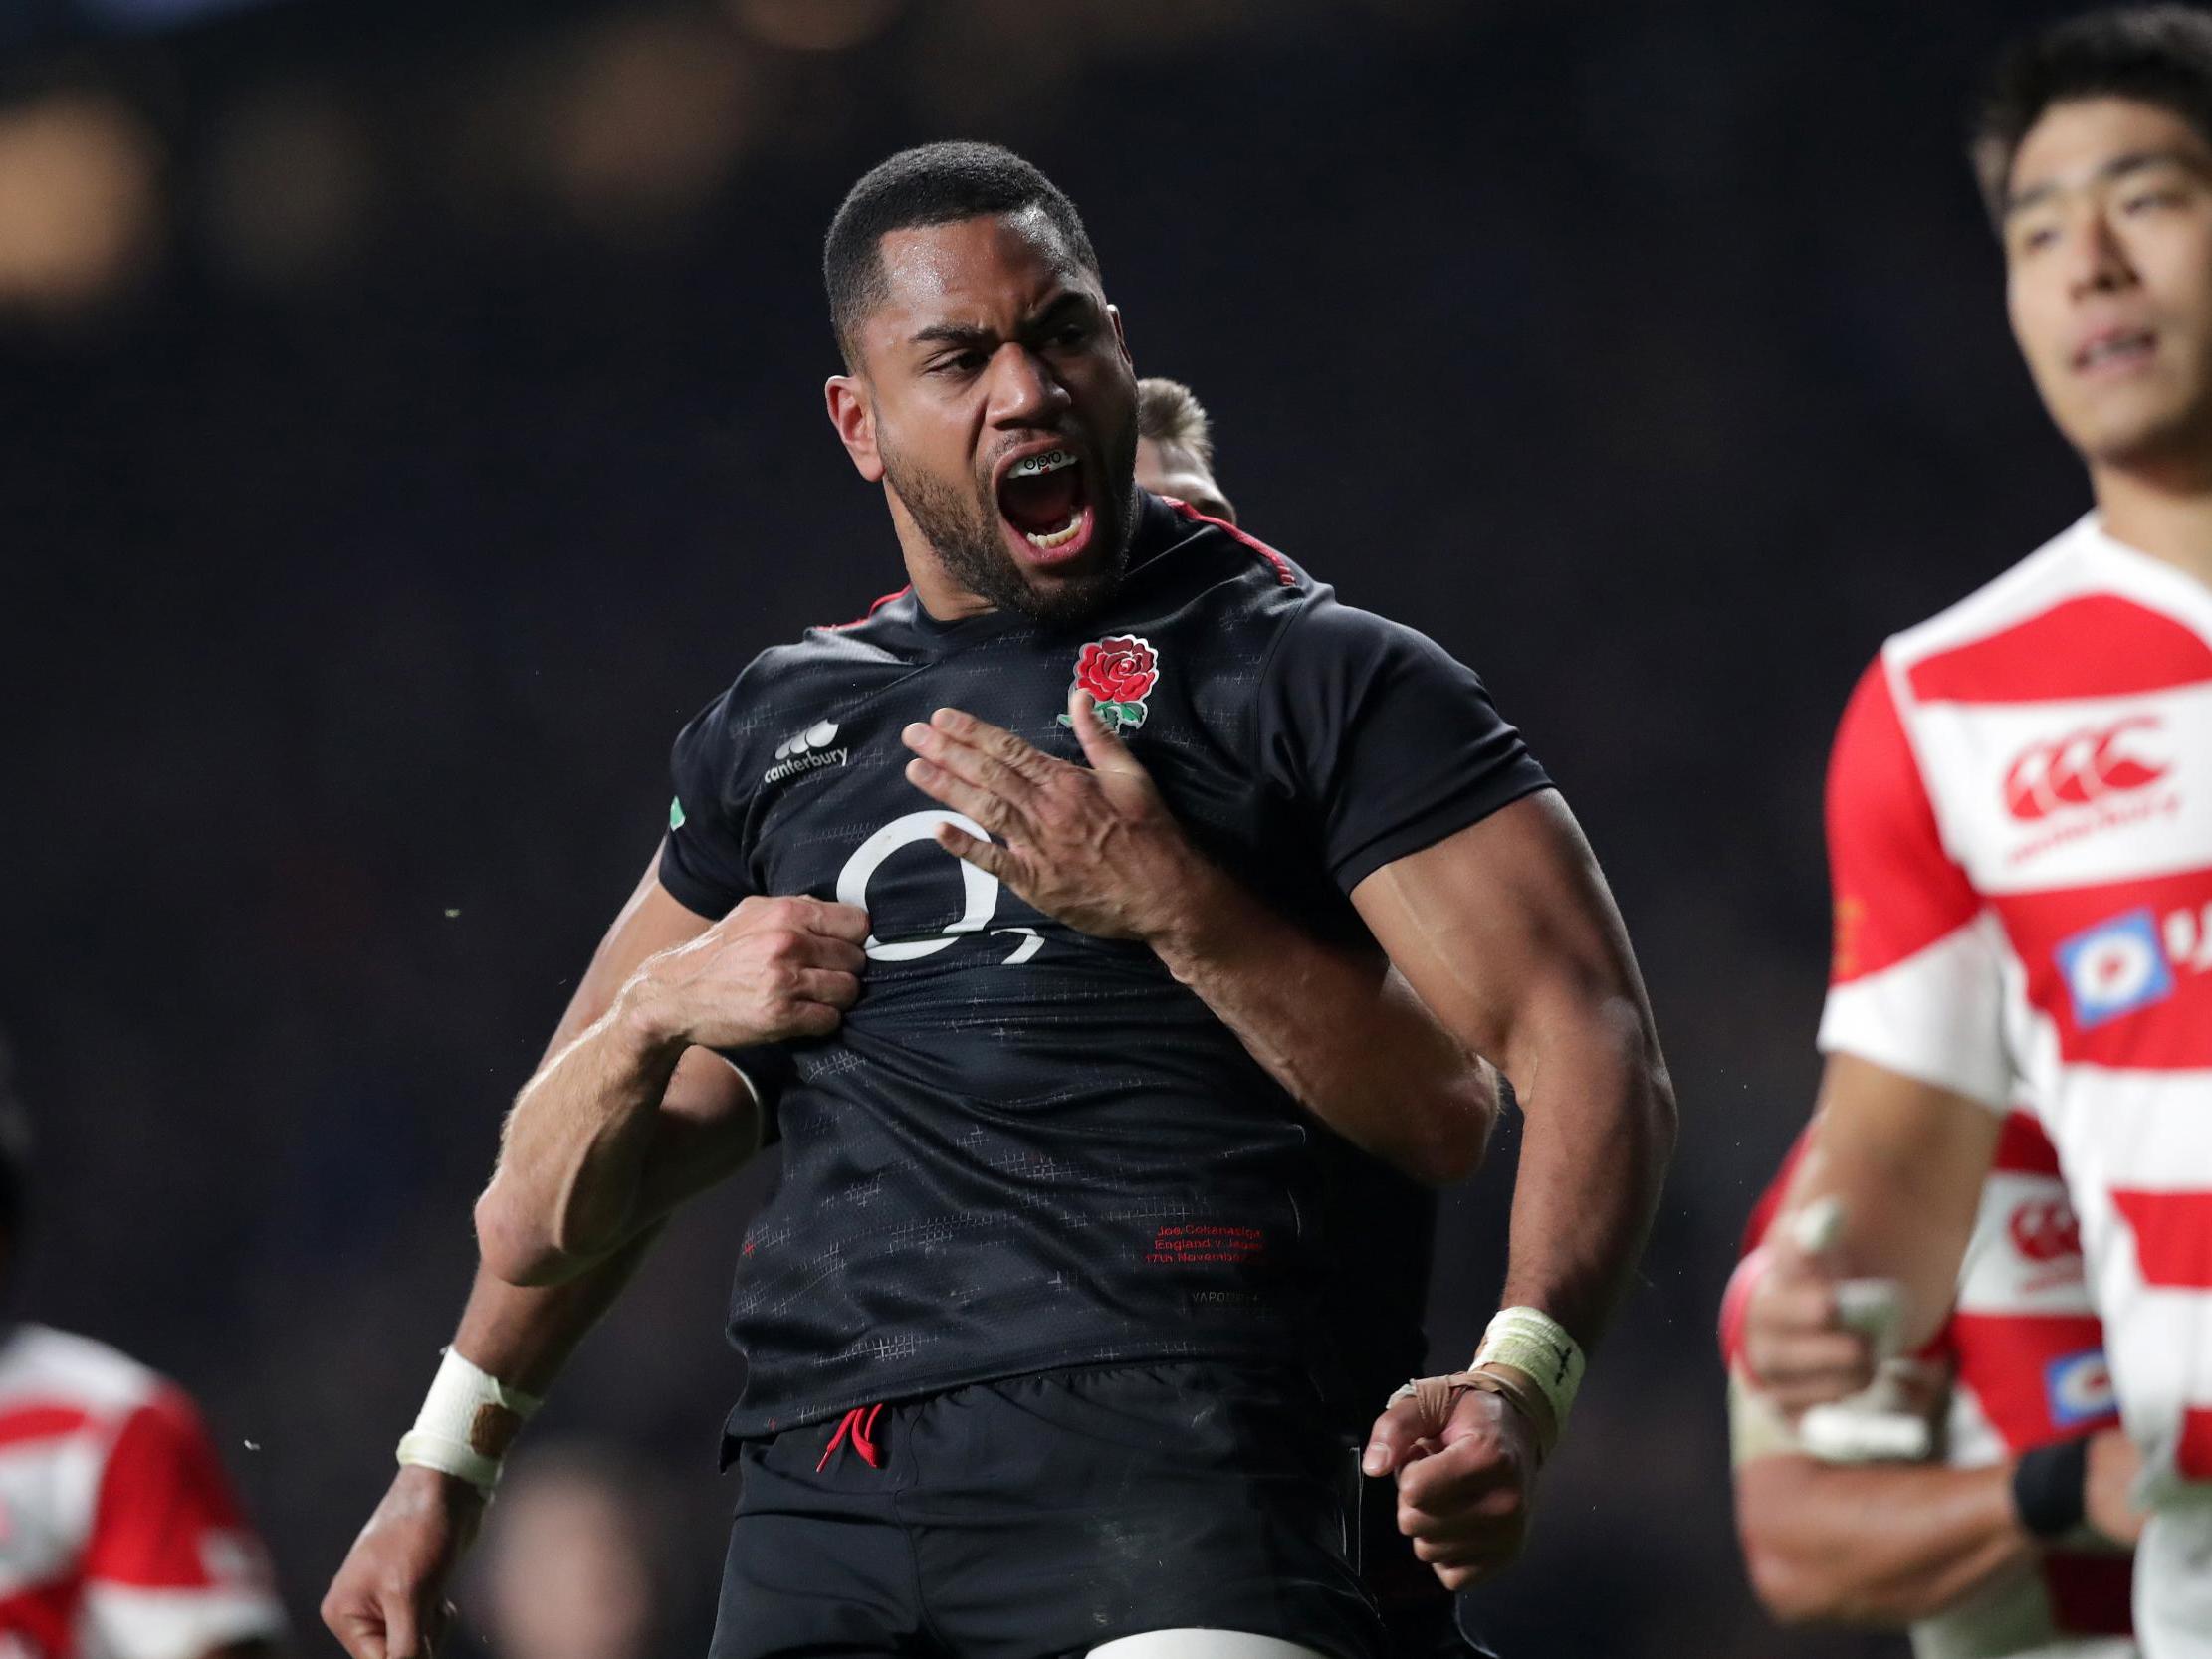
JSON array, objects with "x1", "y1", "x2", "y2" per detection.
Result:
[
  {"x1": 1350, "y1": 789, "x2": 1675, "y2": 1343},
  {"x1": 905, "y1": 694, "x2": 1499, "y2": 1186},
  {"x1": 1735, "y1": 1447, "x2": 2032, "y2": 1627},
  {"x1": 327, "y1": 852, "x2": 795, "y2": 1659},
  {"x1": 1728, "y1": 1365, "x2": 2033, "y2": 1627},
  {"x1": 1151, "y1": 881, "x2": 1499, "y2": 1185},
  {"x1": 476, "y1": 854, "x2": 864, "y2": 1286}
]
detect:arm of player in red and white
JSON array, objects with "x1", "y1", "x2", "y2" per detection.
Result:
[
  {"x1": 1729, "y1": 1375, "x2": 2143, "y2": 1628},
  {"x1": 79, "y1": 1386, "x2": 285, "y2": 1659},
  {"x1": 1720, "y1": 1142, "x2": 2033, "y2": 1627},
  {"x1": 1347, "y1": 787, "x2": 1678, "y2": 1586},
  {"x1": 1744, "y1": 661, "x2": 2010, "y2": 1412},
  {"x1": 1728, "y1": 1377, "x2": 2039, "y2": 1628},
  {"x1": 1726, "y1": 1112, "x2": 2140, "y2": 1627}
]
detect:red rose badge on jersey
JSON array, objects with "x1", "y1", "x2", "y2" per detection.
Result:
[{"x1": 1060, "y1": 635, "x2": 1160, "y2": 732}]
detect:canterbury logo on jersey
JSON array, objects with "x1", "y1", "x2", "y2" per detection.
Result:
[
  {"x1": 764, "y1": 720, "x2": 849, "y2": 784},
  {"x1": 2008, "y1": 1194, "x2": 2083, "y2": 1264},
  {"x1": 2002, "y1": 716, "x2": 2170, "y2": 821}
]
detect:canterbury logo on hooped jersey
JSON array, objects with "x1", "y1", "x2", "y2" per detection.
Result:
[
  {"x1": 2008, "y1": 1194, "x2": 2083, "y2": 1264},
  {"x1": 2002, "y1": 716, "x2": 2169, "y2": 820}
]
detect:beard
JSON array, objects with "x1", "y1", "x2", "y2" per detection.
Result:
[{"x1": 881, "y1": 438, "x2": 1138, "y2": 628}]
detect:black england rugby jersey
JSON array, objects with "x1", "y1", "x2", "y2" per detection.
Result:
[{"x1": 659, "y1": 494, "x2": 1549, "y2": 1441}]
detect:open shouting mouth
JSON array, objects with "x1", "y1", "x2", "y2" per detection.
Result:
[{"x1": 994, "y1": 440, "x2": 1096, "y2": 567}]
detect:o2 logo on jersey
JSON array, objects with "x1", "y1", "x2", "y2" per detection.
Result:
[
  {"x1": 2044, "y1": 1348, "x2": 2115, "y2": 1429},
  {"x1": 2055, "y1": 907, "x2": 2176, "y2": 1029},
  {"x1": 834, "y1": 810, "x2": 1042, "y2": 964}
]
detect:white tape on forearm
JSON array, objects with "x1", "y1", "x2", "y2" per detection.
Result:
[
  {"x1": 1801, "y1": 1357, "x2": 1936, "y2": 1464},
  {"x1": 395, "y1": 1348, "x2": 543, "y2": 1494},
  {"x1": 1473, "y1": 1306, "x2": 1585, "y2": 1432}
]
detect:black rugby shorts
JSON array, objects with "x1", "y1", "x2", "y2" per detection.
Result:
[{"x1": 709, "y1": 1360, "x2": 1389, "y2": 1659}]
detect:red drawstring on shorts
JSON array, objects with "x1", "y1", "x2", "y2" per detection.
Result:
[{"x1": 816, "y1": 1402, "x2": 885, "y2": 1472}]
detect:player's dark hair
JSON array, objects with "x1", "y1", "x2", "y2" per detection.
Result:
[
  {"x1": 1972, "y1": 5, "x2": 2212, "y2": 221},
  {"x1": 823, "y1": 141, "x2": 1101, "y2": 367}
]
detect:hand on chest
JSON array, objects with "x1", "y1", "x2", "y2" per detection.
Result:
[{"x1": 744, "y1": 632, "x2": 1254, "y2": 970}]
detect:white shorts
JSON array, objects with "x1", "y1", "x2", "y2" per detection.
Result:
[{"x1": 2137, "y1": 1496, "x2": 2212, "y2": 1658}]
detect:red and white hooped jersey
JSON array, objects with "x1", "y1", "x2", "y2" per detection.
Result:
[
  {"x1": 1725, "y1": 1114, "x2": 2133, "y2": 1658},
  {"x1": 1819, "y1": 513, "x2": 2212, "y2": 1503},
  {"x1": 0, "y1": 1324, "x2": 284, "y2": 1659}
]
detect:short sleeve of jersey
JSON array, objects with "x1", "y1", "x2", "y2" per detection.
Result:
[
  {"x1": 658, "y1": 686, "x2": 756, "y2": 920},
  {"x1": 1816, "y1": 658, "x2": 2012, "y2": 1111},
  {"x1": 80, "y1": 1388, "x2": 286, "y2": 1659},
  {"x1": 1257, "y1": 595, "x2": 1552, "y2": 892},
  {"x1": 721, "y1": 1042, "x2": 796, "y2": 1146}
]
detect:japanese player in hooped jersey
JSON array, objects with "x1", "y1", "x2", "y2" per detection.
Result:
[
  {"x1": 1725, "y1": 1116, "x2": 2135, "y2": 1659},
  {"x1": 1736, "y1": 13, "x2": 2212, "y2": 1656}
]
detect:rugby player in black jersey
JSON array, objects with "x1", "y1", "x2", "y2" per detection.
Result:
[
  {"x1": 1127, "y1": 375, "x2": 1495, "y2": 1659},
  {"x1": 325, "y1": 145, "x2": 1674, "y2": 1659}
]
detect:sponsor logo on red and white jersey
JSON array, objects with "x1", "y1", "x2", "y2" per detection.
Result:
[
  {"x1": 2002, "y1": 716, "x2": 2170, "y2": 820},
  {"x1": 2056, "y1": 907, "x2": 2179, "y2": 1029},
  {"x1": 2047, "y1": 1348, "x2": 2117, "y2": 1428}
]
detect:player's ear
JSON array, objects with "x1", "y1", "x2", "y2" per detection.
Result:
[
  {"x1": 1106, "y1": 304, "x2": 1132, "y2": 368},
  {"x1": 825, "y1": 374, "x2": 885, "y2": 483}
]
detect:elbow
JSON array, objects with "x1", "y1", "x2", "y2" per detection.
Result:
[
  {"x1": 1592, "y1": 990, "x2": 1679, "y2": 1168},
  {"x1": 1737, "y1": 1497, "x2": 1846, "y2": 1626},
  {"x1": 1415, "y1": 1068, "x2": 1501, "y2": 1187},
  {"x1": 1644, "y1": 1052, "x2": 1680, "y2": 1163},
  {"x1": 1734, "y1": 1465, "x2": 1904, "y2": 1631},
  {"x1": 474, "y1": 1180, "x2": 573, "y2": 1288},
  {"x1": 1742, "y1": 1539, "x2": 1836, "y2": 1627},
  {"x1": 1409, "y1": 1140, "x2": 1480, "y2": 1190}
]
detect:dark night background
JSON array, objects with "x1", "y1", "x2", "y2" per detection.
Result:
[{"x1": 0, "y1": 1, "x2": 2107, "y2": 1653}]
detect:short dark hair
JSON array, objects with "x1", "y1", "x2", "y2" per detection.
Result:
[
  {"x1": 1136, "y1": 377, "x2": 1216, "y2": 466},
  {"x1": 823, "y1": 140, "x2": 1101, "y2": 366},
  {"x1": 1972, "y1": 5, "x2": 2212, "y2": 219}
]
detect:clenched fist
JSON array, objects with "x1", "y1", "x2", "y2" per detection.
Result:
[
  {"x1": 627, "y1": 895, "x2": 870, "y2": 1050},
  {"x1": 1739, "y1": 1228, "x2": 1883, "y2": 1417},
  {"x1": 323, "y1": 1464, "x2": 484, "y2": 1659},
  {"x1": 1362, "y1": 1378, "x2": 1542, "y2": 1590}
]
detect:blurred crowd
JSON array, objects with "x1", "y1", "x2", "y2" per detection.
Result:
[{"x1": 0, "y1": 1, "x2": 2114, "y2": 1654}]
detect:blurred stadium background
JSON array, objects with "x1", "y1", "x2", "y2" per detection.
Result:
[{"x1": 0, "y1": 0, "x2": 2115, "y2": 1653}]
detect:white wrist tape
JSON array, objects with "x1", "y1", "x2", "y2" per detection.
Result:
[
  {"x1": 1473, "y1": 1306, "x2": 1585, "y2": 1434},
  {"x1": 1786, "y1": 1196, "x2": 1931, "y2": 1463},
  {"x1": 395, "y1": 1348, "x2": 543, "y2": 1495}
]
